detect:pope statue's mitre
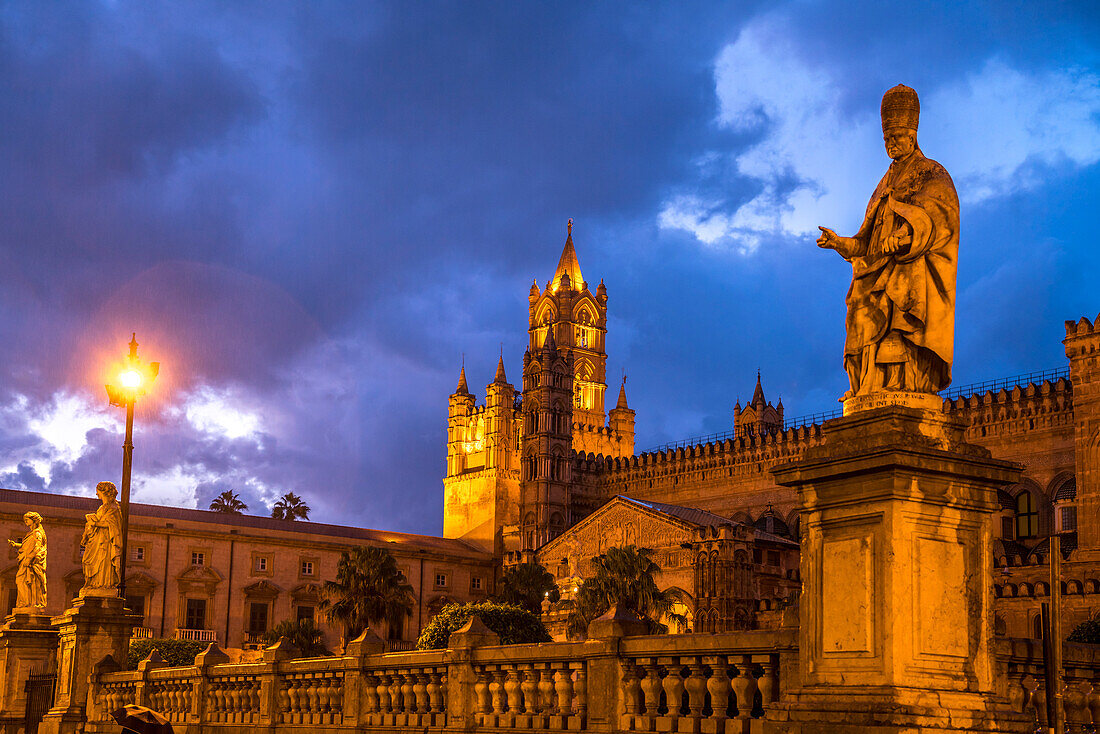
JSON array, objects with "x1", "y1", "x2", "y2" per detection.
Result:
[{"x1": 881, "y1": 84, "x2": 920, "y2": 132}]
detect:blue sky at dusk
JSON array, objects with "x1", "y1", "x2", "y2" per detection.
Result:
[{"x1": 1, "y1": 1, "x2": 1098, "y2": 533}]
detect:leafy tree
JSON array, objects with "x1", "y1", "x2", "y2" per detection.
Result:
[
  {"x1": 271, "y1": 492, "x2": 310, "y2": 521},
  {"x1": 209, "y1": 490, "x2": 248, "y2": 514},
  {"x1": 320, "y1": 545, "x2": 415, "y2": 642},
  {"x1": 128, "y1": 638, "x2": 206, "y2": 669},
  {"x1": 416, "y1": 601, "x2": 551, "y2": 650},
  {"x1": 563, "y1": 545, "x2": 684, "y2": 639},
  {"x1": 262, "y1": 618, "x2": 329, "y2": 657},
  {"x1": 493, "y1": 562, "x2": 560, "y2": 614},
  {"x1": 1068, "y1": 618, "x2": 1100, "y2": 644}
]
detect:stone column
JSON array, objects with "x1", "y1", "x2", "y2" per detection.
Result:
[
  {"x1": 39, "y1": 595, "x2": 141, "y2": 734},
  {"x1": 0, "y1": 612, "x2": 58, "y2": 733},
  {"x1": 764, "y1": 405, "x2": 1031, "y2": 733},
  {"x1": 444, "y1": 616, "x2": 500, "y2": 733}
]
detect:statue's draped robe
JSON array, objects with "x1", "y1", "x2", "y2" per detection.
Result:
[
  {"x1": 15, "y1": 526, "x2": 46, "y2": 608},
  {"x1": 836, "y1": 147, "x2": 959, "y2": 394},
  {"x1": 82, "y1": 500, "x2": 122, "y2": 591}
]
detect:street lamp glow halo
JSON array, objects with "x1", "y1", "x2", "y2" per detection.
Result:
[{"x1": 118, "y1": 368, "x2": 143, "y2": 389}]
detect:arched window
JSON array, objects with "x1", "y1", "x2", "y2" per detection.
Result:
[{"x1": 1016, "y1": 492, "x2": 1039, "y2": 539}]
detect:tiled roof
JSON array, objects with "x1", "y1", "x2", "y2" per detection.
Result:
[
  {"x1": 617, "y1": 495, "x2": 799, "y2": 547},
  {"x1": 0, "y1": 488, "x2": 491, "y2": 559}
]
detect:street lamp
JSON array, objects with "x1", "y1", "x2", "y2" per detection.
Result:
[{"x1": 105, "y1": 333, "x2": 159, "y2": 602}]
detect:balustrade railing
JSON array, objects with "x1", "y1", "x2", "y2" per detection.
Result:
[
  {"x1": 84, "y1": 616, "x2": 797, "y2": 733},
  {"x1": 1002, "y1": 638, "x2": 1100, "y2": 732}
]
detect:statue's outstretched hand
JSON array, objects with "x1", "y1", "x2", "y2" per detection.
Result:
[{"x1": 817, "y1": 226, "x2": 840, "y2": 249}]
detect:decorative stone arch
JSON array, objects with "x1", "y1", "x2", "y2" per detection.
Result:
[
  {"x1": 571, "y1": 297, "x2": 600, "y2": 324},
  {"x1": 784, "y1": 510, "x2": 801, "y2": 541},
  {"x1": 1048, "y1": 471, "x2": 1077, "y2": 498},
  {"x1": 730, "y1": 511, "x2": 753, "y2": 526},
  {"x1": 535, "y1": 301, "x2": 557, "y2": 326}
]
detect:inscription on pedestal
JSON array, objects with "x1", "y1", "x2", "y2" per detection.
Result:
[{"x1": 843, "y1": 391, "x2": 943, "y2": 416}]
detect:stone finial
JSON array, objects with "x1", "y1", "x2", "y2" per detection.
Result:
[
  {"x1": 586, "y1": 604, "x2": 648, "y2": 639},
  {"x1": 136, "y1": 648, "x2": 167, "y2": 673},
  {"x1": 91, "y1": 653, "x2": 123, "y2": 676},
  {"x1": 194, "y1": 642, "x2": 230, "y2": 668},
  {"x1": 447, "y1": 615, "x2": 500, "y2": 649},
  {"x1": 262, "y1": 636, "x2": 300, "y2": 662},
  {"x1": 345, "y1": 627, "x2": 385, "y2": 657}
]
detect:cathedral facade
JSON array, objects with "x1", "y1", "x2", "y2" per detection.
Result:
[{"x1": 444, "y1": 223, "x2": 1100, "y2": 638}]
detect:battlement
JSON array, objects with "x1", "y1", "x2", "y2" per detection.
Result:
[
  {"x1": 1065, "y1": 313, "x2": 1100, "y2": 343},
  {"x1": 943, "y1": 377, "x2": 1073, "y2": 422},
  {"x1": 574, "y1": 422, "x2": 824, "y2": 479}
]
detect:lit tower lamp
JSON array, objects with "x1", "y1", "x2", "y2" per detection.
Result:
[{"x1": 104, "y1": 333, "x2": 159, "y2": 602}]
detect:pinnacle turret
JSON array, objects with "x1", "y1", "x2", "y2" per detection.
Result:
[
  {"x1": 615, "y1": 381, "x2": 629, "y2": 409},
  {"x1": 494, "y1": 354, "x2": 508, "y2": 384},
  {"x1": 752, "y1": 371, "x2": 766, "y2": 406},
  {"x1": 455, "y1": 364, "x2": 469, "y2": 395},
  {"x1": 552, "y1": 218, "x2": 583, "y2": 291}
]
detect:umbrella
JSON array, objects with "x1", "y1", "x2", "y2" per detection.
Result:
[{"x1": 111, "y1": 704, "x2": 173, "y2": 734}]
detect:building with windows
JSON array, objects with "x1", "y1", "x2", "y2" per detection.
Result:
[
  {"x1": 0, "y1": 489, "x2": 494, "y2": 651},
  {"x1": 444, "y1": 223, "x2": 1100, "y2": 638}
]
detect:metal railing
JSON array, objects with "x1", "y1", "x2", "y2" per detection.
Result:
[{"x1": 173, "y1": 628, "x2": 218, "y2": 642}]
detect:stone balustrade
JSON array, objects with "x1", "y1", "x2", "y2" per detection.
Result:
[
  {"x1": 80, "y1": 615, "x2": 797, "y2": 734},
  {"x1": 1002, "y1": 638, "x2": 1100, "y2": 732}
]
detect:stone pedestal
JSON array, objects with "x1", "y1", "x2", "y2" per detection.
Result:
[
  {"x1": 39, "y1": 595, "x2": 140, "y2": 734},
  {"x1": 0, "y1": 612, "x2": 58, "y2": 733},
  {"x1": 764, "y1": 405, "x2": 1031, "y2": 733}
]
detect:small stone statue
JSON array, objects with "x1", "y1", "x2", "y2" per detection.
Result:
[
  {"x1": 816, "y1": 84, "x2": 959, "y2": 403},
  {"x1": 80, "y1": 481, "x2": 123, "y2": 596},
  {"x1": 8, "y1": 511, "x2": 47, "y2": 611}
]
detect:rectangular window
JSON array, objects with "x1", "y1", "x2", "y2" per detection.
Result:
[
  {"x1": 184, "y1": 598, "x2": 207, "y2": 630},
  {"x1": 1001, "y1": 517, "x2": 1014, "y2": 540},
  {"x1": 191, "y1": 552, "x2": 205, "y2": 566},
  {"x1": 300, "y1": 560, "x2": 314, "y2": 576},
  {"x1": 471, "y1": 577, "x2": 482, "y2": 591},
  {"x1": 255, "y1": 557, "x2": 268, "y2": 572},
  {"x1": 767, "y1": 550, "x2": 781, "y2": 567},
  {"x1": 126, "y1": 595, "x2": 146, "y2": 620},
  {"x1": 1061, "y1": 506, "x2": 1078, "y2": 532},
  {"x1": 248, "y1": 602, "x2": 269, "y2": 634},
  {"x1": 435, "y1": 573, "x2": 448, "y2": 588},
  {"x1": 131, "y1": 546, "x2": 145, "y2": 562},
  {"x1": 296, "y1": 605, "x2": 315, "y2": 623}
]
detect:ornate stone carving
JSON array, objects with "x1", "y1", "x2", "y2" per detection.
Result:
[
  {"x1": 8, "y1": 511, "x2": 46, "y2": 611},
  {"x1": 817, "y1": 84, "x2": 959, "y2": 405}
]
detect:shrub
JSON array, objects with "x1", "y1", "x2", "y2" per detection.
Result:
[
  {"x1": 416, "y1": 601, "x2": 551, "y2": 650},
  {"x1": 262, "y1": 619, "x2": 330, "y2": 657},
  {"x1": 1068, "y1": 619, "x2": 1100, "y2": 645},
  {"x1": 128, "y1": 638, "x2": 207, "y2": 669}
]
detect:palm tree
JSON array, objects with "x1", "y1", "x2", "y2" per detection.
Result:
[
  {"x1": 564, "y1": 545, "x2": 683, "y2": 639},
  {"x1": 261, "y1": 618, "x2": 329, "y2": 657},
  {"x1": 271, "y1": 492, "x2": 310, "y2": 521},
  {"x1": 320, "y1": 545, "x2": 415, "y2": 643},
  {"x1": 493, "y1": 562, "x2": 560, "y2": 614},
  {"x1": 208, "y1": 490, "x2": 248, "y2": 514}
]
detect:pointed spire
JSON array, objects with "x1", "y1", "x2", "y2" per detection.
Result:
[
  {"x1": 552, "y1": 218, "x2": 583, "y2": 291},
  {"x1": 494, "y1": 349, "x2": 508, "y2": 384},
  {"x1": 455, "y1": 357, "x2": 469, "y2": 395},
  {"x1": 616, "y1": 381, "x2": 629, "y2": 410},
  {"x1": 751, "y1": 370, "x2": 766, "y2": 406},
  {"x1": 543, "y1": 325, "x2": 556, "y2": 352}
]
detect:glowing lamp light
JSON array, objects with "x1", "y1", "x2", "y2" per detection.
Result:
[{"x1": 118, "y1": 368, "x2": 143, "y2": 389}]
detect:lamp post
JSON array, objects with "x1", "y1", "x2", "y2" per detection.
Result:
[{"x1": 105, "y1": 333, "x2": 159, "y2": 602}]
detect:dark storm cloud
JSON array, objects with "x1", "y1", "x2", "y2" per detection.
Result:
[{"x1": 0, "y1": 1, "x2": 1096, "y2": 534}]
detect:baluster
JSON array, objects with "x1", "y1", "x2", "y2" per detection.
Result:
[
  {"x1": 521, "y1": 664, "x2": 539, "y2": 714},
  {"x1": 1086, "y1": 679, "x2": 1100, "y2": 728},
  {"x1": 538, "y1": 665, "x2": 555, "y2": 714},
  {"x1": 230, "y1": 679, "x2": 244, "y2": 720},
  {"x1": 206, "y1": 680, "x2": 220, "y2": 717},
  {"x1": 1065, "y1": 678, "x2": 1087, "y2": 732},
  {"x1": 426, "y1": 671, "x2": 441, "y2": 714},
  {"x1": 504, "y1": 668, "x2": 521, "y2": 716},
  {"x1": 400, "y1": 671, "x2": 415, "y2": 715},
  {"x1": 757, "y1": 654, "x2": 779, "y2": 705},
  {"x1": 364, "y1": 674, "x2": 379, "y2": 714},
  {"x1": 640, "y1": 661, "x2": 661, "y2": 721},
  {"x1": 277, "y1": 677, "x2": 291, "y2": 721},
  {"x1": 376, "y1": 673, "x2": 392, "y2": 714},
  {"x1": 661, "y1": 661, "x2": 684, "y2": 720},
  {"x1": 731, "y1": 657, "x2": 758, "y2": 720},
  {"x1": 438, "y1": 671, "x2": 448, "y2": 714},
  {"x1": 621, "y1": 662, "x2": 641, "y2": 717},
  {"x1": 1006, "y1": 673, "x2": 1027, "y2": 713},
  {"x1": 474, "y1": 668, "x2": 492, "y2": 715},
  {"x1": 490, "y1": 669, "x2": 506, "y2": 715},
  {"x1": 309, "y1": 676, "x2": 323, "y2": 721},
  {"x1": 332, "y1": 675, "x2": 344, "y2": 719},
  {"x1": 316, "y1": 676, "x2": 330, "y2": 718},
  {"x1": 290, "y1": 678, "x2": 305, "y2": 722},
  {"x1": 413, "y1": 671, "x2": 428, "y2": 715},
  {"x1": 554, "y1": 664, "x2": 575, "y2": 716},
  {"x1": 389, "y1": 672, "x2": 404, "y2": 715},
  {"x1": 707, "y1": 656, "x2": 731, "y2": 721},
  {"x1": 573, "y1": 663, "x2": 587, "y2": 719},
  {"x1": 684, "y1": 659, "x2": 706, "y2": 721}
]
